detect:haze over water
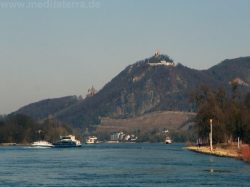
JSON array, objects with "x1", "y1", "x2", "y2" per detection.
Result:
[{"x1": 0, "y1": 144, "x2": 249, "y2": 187}]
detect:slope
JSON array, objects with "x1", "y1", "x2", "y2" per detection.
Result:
[{"x1": 14, "y1": 55, "x2": 250, "y2": 130}]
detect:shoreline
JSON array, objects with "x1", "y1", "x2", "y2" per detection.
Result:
[
  {"x1": 0, "y1": 143, "x2": 31, "y2": 146},
  {"x1": 186, "y1": 145, "x2": 241, "y2": 159}
]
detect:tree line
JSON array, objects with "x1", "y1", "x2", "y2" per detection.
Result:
[
  {"x1": 191, "y1": 83, "x2": 250, "y2": 144},
  {"x1": 0, "y1": 114, "x2": 72, "y2": 144}
]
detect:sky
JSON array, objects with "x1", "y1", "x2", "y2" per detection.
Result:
[{"x1": 0, "y1": 0, "x2": 250, "y2": 114}]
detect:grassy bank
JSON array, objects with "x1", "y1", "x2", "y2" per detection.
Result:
[
  {"x1": 186, "y1": 145, "x2": 240, "y2": 158},
  {"x1": 186, "y1": 144, "x2": 250, "y2": 162}
]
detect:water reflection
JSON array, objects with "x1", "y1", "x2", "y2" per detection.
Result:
[{"x1": 204, "y1": 168, "x2": 232, "y2": 173}]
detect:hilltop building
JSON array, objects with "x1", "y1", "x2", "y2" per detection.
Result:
[
  {"x1": 86, "y1": 86, "x2": 97, "y2": 97},
  {"x1": 154, "y1": 50, "x2": 160, "y2": 57},
  {"x1": 148, "y1": 50, "x2": 175, "y2": 67},
  {"x1": 148, "y1": 60, "x2": 175, "y2": 67}
]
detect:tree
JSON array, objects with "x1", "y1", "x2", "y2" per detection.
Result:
[
  {"x1": 192, "y1": 85, "x2": 250, "y2": 145},
  {"x1": 0, "y1": 114, "x2": 73, "y2": 144},
  {"x1": 192, "y1": 86, "x2": 227, "y2": 143}
]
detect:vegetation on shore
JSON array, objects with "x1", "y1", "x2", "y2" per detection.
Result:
[
  {"x1": 191, "y1": 83, "x2": 250, "y2": 144},
  {"x1": 190, "y1": 83, "x2": 250, "y2": 161},
  {"x1": 0, "y1": 114, "x2": 72, "y2": 144}
]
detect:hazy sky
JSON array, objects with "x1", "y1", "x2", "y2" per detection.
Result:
[{"x1": 0, "y1": 0, "x2": 250, "y2": 114}]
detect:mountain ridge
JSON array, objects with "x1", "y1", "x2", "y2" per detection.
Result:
[{"x1": 14, "y1": 55, "x2": 250, "y2": 129}]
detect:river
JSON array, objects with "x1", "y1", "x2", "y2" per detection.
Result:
[{"x1": 0, "y1": 143, "x2": 249, "y2": 187}]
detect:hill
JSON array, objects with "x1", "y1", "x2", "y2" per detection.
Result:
[
  {"x1": 53, "y1": 54, "x2": 217, "y2": 128},
  {"x1": 207, "y1": 57, "x2": 250, "y2": 85},
  {"x1": 96, "y1": 111, "x2": 196, "y2": 133},
  {"x1": 15, "y1": 96, "x2": 81, "y2": 120},
  {"x1": 14, "y1": 55, "x2": 250, "y2": 130}
]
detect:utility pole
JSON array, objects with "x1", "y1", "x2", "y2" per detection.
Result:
[
  {"x1": 210, "y1": 119, "x2": 213, "y2": 151},
  {"x1": 237, "y1": 137, "x2": 240, "y2": 149}
]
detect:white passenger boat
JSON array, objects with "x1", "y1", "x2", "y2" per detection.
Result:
[{"x1": 53, "y1": 135, "x2": 82, "y2": 148}]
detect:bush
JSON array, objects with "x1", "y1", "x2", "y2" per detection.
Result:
[{"x1": 241, "y1": 144, "x2": 250, "y2": 162}]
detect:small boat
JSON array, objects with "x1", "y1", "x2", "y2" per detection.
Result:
[
  {"x1": 31, "y1": 141, "x2": 54, "y2": 148},
  {"x1": 165, "y1": 137, "x2": 172, "y2": 144},
  {"x1": 86, "y1": 136, "x2": 98, "y2": 144},
  {"x1": 53, "y1": 135, "x2": 82, "y2": 148}
]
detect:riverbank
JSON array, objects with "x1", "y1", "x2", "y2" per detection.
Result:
[
  {"x1": 186, "y1": 145, "x2": 241, "y2": 159},
  {"x1": 186, "y1": 144, "x2": 250, "y2": 163},
  {"x1": 0, "y1": 143, "x2": 31, "y2": 146}
]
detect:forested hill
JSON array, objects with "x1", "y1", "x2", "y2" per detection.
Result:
[
  {"x1": 15, "y1": 96, "x2": 81, "y2": 120},
  {"x1": 207, "y1": 57, "x2": 250, "y2": 85},
  {"x1": 14, "y1": 55, "x2": 250, "y2": 129}
]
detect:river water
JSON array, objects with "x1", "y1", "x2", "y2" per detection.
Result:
[{"x1": 0, "y1": 143, "x2": 249, "y2": 187}]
